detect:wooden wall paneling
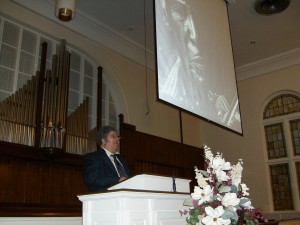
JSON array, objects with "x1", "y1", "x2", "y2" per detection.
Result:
[
  {"x1": 11, "y1": 160, "x2": 29, "y2": 203},
  {"x1": 60, "y1": 165, "x2": 85, "y2": 205},
  {"x1": 120, "y1": 124, "x2": 138, "y2": 171},
  {"x1": 135, "y1": 160, "x2": 185, "y2": 177},
  {"x1": 39, "y1": 162, "x2": 51, "y2": 204},
  {"x1": 0, "y1": 157, "x2": 13, "y2": 202},
  {"x1": 23, "y1": 161, "x2": 44, "y2": 204},
  {"x1": 182, "y1": 144, "x2": 204, "y2": 188},
  {"x1": 45, "y1": 163, "x2": 85, "y2": 206},
  {"x1": 48, "y1": 164, "x2": 64, "y2": 204},
  {"x1": 120, "y1": 121, "x2": 204, "y2": 191},
  {"x1": 182, "y1": 145, "x2": 204, "y2": 170},
  {"x1": 130, "y1": 130, "x2": 181, "y2": 166},
  {"x1": 61, "y1": 166, "x2": 75, "y2": 204},
  {"x1": 0, "y1": 141, "x2": 86, "y2": 216}
]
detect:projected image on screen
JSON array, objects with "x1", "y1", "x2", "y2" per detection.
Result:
[{"x1": 155, "y1": 0, "x2": 242, "y2": 134}]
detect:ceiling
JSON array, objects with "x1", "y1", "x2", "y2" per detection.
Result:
[
  {"x1": 74, "y1": 0, "x2": 300, "y2": 68},
  {"x1": 11, "y1": 0, "x2": 300, "y2": 76}
]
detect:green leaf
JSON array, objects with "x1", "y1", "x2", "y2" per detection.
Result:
[
  {"x1": 231, "y1": 220, "x2": 238, "y2": 225},
  {"x1": 183, "y1": 196, "x2": 193, "y2": 206},
  {"x1": 222, "y1": 210, "x2": 238, "y2": 221},
  {"x1": 239, "y1": 198, "x2": 250, "y2": 205},
  {"x1": 219, "y1": 185, "x2": 231, "y2": 193},
  {"x1": 231, "y1": 185, "x2": 238, "y2": 193},
  {"x1": 187, "y1": 208, "x2": 200, "y2": 225},
  {"x1": 199, "y1": 170, "x2": 209, "y2": 177}
]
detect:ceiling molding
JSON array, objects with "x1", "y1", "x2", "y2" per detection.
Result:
[
  {"x1": 236, "y1": 48, "x2": 300, "y2": 81},
  {"x1": 11, "y1": 0, "x2": 300, "y2": 80},
  {"x1": 12, "y1": 0, "x2": 155, "y2": 69}
]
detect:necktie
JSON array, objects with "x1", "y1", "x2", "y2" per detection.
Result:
[{"x1": 111, "y1": 154, "x2": 127, "y2": 177}]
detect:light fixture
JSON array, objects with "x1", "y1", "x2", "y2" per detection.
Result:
[
  {"x1": 55, "y1": 0, "x2": 76, "y2": 22},
  {"x1": 254, "y1": 0, "x2": 290, "y2": 15}
]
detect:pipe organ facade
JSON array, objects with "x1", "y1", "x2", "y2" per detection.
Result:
[{"x1": 0, "y1": 39, "x2": 97, "y2": 155}]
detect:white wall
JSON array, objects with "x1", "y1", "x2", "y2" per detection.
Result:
[{"x1": 200, "y1": 64, "x2": 300, "y2": 213}]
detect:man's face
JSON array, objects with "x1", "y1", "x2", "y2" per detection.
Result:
[{"x1": 101, "y1": 131, "x2": 120, "y2": 154}]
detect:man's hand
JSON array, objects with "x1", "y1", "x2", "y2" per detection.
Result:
[{"x1": 119, "y1": 176, "x2": 127, "y2": 182}]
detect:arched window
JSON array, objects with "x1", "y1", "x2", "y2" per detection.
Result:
[
  {"x1": 263, "y1": 92, "x2": 300, "y2": 211},
  {"x1": 0, "y1": 15, "x2": 119, "y2": 153}
]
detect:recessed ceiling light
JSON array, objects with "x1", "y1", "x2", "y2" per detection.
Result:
[{"x1": 254, "y1": 0, "x2": 290, "y2": 15}]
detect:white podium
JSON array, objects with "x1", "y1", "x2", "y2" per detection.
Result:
[{"x1": 78, "y1": 174, "x2": 191, "y2": 225}]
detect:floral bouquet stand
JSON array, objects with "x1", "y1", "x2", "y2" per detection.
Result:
[{"x1": 181, "y1": 146, "x2": 263, "y2": 225}]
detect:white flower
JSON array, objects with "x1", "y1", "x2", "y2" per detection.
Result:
[
  {"x1": 231, "y1": 160, "x2": 243, "y2": 186},
  {"x1": 211, "y1": 154, "x2": 223, "y2": 171},
  {"x1": 211, "y1": 155, "x2": 231, "y2": 172},
  {"x1": 195, "y1": 171, "x2": 209, "y2": 188},
  {"x1": 241, "y1": 183, "x2": 249, "y2": 196},
  {"x1": 204, "y1": 146, "x2": 214, "y2": 161},
  {"x1": 216, "y1": 170, "x2": 230, "y2": 182},
  {"x1": 191, "y1": 185, "x2": 213, "y2": 204},
  {"x1": 191, "y1": 186, "x2": 202, "y2": 200},
  {"x1": 221, "y1": 161, "x2": 231, "y2": 171},
  {"x1": 221, "y1": 193, "x2": 240, "y2": 207},
  {"x1": 202, "y1": 206, "x2": 231, "y2": 225}
]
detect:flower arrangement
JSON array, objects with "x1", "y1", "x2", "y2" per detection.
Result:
[{"x1": 181, "y1": 146, "x2": 263, "y2": 225}]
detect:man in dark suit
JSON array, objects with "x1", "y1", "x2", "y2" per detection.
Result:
[{"x1": 83, "y1": 126, "x2": 131, "y2": 192}]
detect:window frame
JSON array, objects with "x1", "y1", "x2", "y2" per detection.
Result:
[
  {"x1": 262, "y1": 91, "x2": 300, "y2": 212},
  {"x1": 0, "y1": 15, "x2": 120, "y2": 153}
]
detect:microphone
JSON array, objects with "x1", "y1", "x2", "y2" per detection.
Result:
[{"x1": 172, "y1": 175, "x2": 176, "y2": 192}]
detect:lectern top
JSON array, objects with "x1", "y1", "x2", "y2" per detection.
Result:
[{"x1": 108, "y1": 174, "x2": 191, "y2": 193}]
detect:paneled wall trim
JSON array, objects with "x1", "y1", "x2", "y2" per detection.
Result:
[
  {"x1": 0, "y1": 217, "x2": 82, "y2": 225},
  {"x1": 0, "y1": 141, "x2": 87, "y2": 216}
]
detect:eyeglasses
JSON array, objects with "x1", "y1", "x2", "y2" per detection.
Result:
[{"x1": 107, "y1": 133, "x2": 121, "y2": 140}]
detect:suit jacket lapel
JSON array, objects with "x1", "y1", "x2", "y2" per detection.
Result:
[{"x1": 97, "y1": 148, "x2": 117, "y2": 173}]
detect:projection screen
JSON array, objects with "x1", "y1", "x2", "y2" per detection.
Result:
[{"x1": 154, "y1": 0, "x2": 243, "y2": 134}]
